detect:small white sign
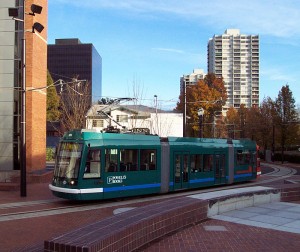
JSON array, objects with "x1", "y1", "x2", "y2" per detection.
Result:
[{"x1": 107, "y1": 175, "x2": 126, "y2": 184}]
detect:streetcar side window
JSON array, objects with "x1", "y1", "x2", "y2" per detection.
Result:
[
  {"x1": 120, "y1": 149, "x2": 138, "y2": 171},
  {"x1": 203, "y1": 154, "x2": 213, "y2": 172},
  {"x1": 105, "y1": 149, "x2": 118, "y2": 172},
  {"x1": 140, "y1": 149, "x2": 156, "y2": 170},
  {"x1": 191, "y1": 154, "x2": 203, "y2": 173},
  {"x1": 245, "y1": 151, "x2": 251, "y2": 164},
  {"x1": 84, "y1": 149, "x2": 101, "y2": 178},
  {"x1": 236, "y1": 150, "x2": 251, "y2": 165},
  {"x1": 237, "y1": 150, "x2": 243, "y2": 165}
]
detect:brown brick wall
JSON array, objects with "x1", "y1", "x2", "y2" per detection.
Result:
[
  {"x1": 280, "y1": 185, "x2": 300, "y2": 202},
  {"x1": 44, "y1": 198, "x2": 208, "y2": 252},
  {"x1": 25, "y1": 0, "x2": 48, "y2": 171}
]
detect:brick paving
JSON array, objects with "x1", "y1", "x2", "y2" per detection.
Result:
[
  {"x1": 141, "y1": 219, "x2": 300, "y2": 252},
  {"x1": 140, "y1": 162, "x2": 300, "y2": 252},
  {"x1": 0, "y1": 162, "x2": 299, "y2": 251},
  {"x1": 0, "y1": 183, "x2": 175, "y2": 251},
  {"x1": 0, "y1": 182, "x2": 56, "y2": 204},
  {"x1": 0, "y1": 192, "x2": 115, "y2": 251}
]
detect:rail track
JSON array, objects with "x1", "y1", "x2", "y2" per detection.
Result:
[
  {"x1": 0, "y1": 162, "x2": 298, "y2": 223},
  {"x1": 257, "y1": 162, "x2": 298, "y2": 184}
]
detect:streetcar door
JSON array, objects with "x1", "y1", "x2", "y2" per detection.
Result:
[
  {"x1": 214, "y1": 153, "x2": 226, "y2": 185},
  {"x1": 174, "y1": 152, "x2": 189, "y2": 190},
  {"x1": 82, "y1": 148, "x2": 104, "y2": 199}
]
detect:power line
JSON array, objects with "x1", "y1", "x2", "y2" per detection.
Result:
[{"x1": 48, "y1": 71, "x2": 78, "y2": 81}]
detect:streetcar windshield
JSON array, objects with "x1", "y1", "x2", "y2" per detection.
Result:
[{"x1": 54, "y1": 142, "x2": 83, "y2": 179}]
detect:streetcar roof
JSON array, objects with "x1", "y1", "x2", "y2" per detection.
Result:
[
  {"x1": 61, "y1": 129, "x2": 256, "y2": 149},
  {"x1": 61, "y1": 129, "x2": 161, "y2": 146}
]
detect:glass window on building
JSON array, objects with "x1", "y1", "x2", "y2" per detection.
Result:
[
  {"x1": 116, "y1": 115, "x2": 128, "y2": 123},
  {"x1": 92, "y1": 119, "x2": 104, "y2": 127}
]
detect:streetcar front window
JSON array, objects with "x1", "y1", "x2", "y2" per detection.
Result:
[{"x1": 54, "y1": 142, "x2": 83, "y2": 179}]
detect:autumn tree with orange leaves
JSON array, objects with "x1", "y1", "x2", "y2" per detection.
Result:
[
  {"x1": 225, "y1": 104, "x2": 258, "y2": 139},
  {"x1": 175, "y1": 73, "x2": 227, "y2": 137}
]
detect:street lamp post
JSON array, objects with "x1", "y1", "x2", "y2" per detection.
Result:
[
  {"x1": 212, "y1": 111, "x2": 222, "y2": 138},
  {"x1": 183, "y1": 83, "x2": 187, "y2": 137},
  {"x1": 20, "y1": 34, "x2": 26, "y2": 197},
  {"x1": 183, "y1": 90, "x2": 222, "y2": 137},
  {"x1": 272, "y1": 124, "x2": 275, "y2": 162},
  {"x1": 154, "y1": 95, "x2": 159, "y2": 135},
  {"x1": 8, "y1": 1, "x2": 44, "y2": 197},
  {"x1": 197, "y1": 108, "x2": 204, "y2": 138}
]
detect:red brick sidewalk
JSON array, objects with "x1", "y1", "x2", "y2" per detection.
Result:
[
  {"x1": 141, "y1": 162, "x2": 300, "y2": 252},
  {"x1": 0, "y1": 182, "x2": 56, "y2": 204},
  {"x1": 141, "y1": 219, "x2": 300, "y2": 252},
  {"x1": 0, "y1": 162, "x2": 300, "y2": 251}
]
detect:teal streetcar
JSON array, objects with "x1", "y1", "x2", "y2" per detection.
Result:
[{"x1": 49, "y1": 129, "x2": 258, "y2": 200}]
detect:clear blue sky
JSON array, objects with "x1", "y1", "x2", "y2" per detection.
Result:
[{"x1": 48, "y1": 0, "x2": 300, "y2": 110}]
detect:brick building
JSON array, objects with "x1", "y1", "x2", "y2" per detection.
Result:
[
  {"x1": 0, "y1": 0, "x2": 47, "y2": 181},
  {"x1": 25, "y1": 0, "x2": 48, "y2": 172}
]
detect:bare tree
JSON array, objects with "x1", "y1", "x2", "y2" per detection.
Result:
[
  {"x1": 126, "y1": 76, "x2": 147, "y2": 130},
  {"x1": 59, "y1": 80, "x2": 91, "y2": 132}
]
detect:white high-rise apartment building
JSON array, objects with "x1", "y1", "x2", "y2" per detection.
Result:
[
  {"x1": 208, "y1": 29, "x2": 259, "y2": 112},
  {"x1": 180, "y1": 69, "x2": 205, "y2": 93}
]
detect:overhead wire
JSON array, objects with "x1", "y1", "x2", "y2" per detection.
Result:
[{"x1": 43, "y1": 71, "x2": 180, "y2": 109}]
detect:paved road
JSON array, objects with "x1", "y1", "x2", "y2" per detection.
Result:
[{"x1": 0, "y1": 162, "x2": 299, "y2": 251}]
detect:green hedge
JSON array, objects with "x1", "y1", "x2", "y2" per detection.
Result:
[
  {"x1": 273, "y1": 152, "x2": 300, "y2": 163},
  {"x1": 46, "y1": 148, "x2": 55, "y2": 161}
]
